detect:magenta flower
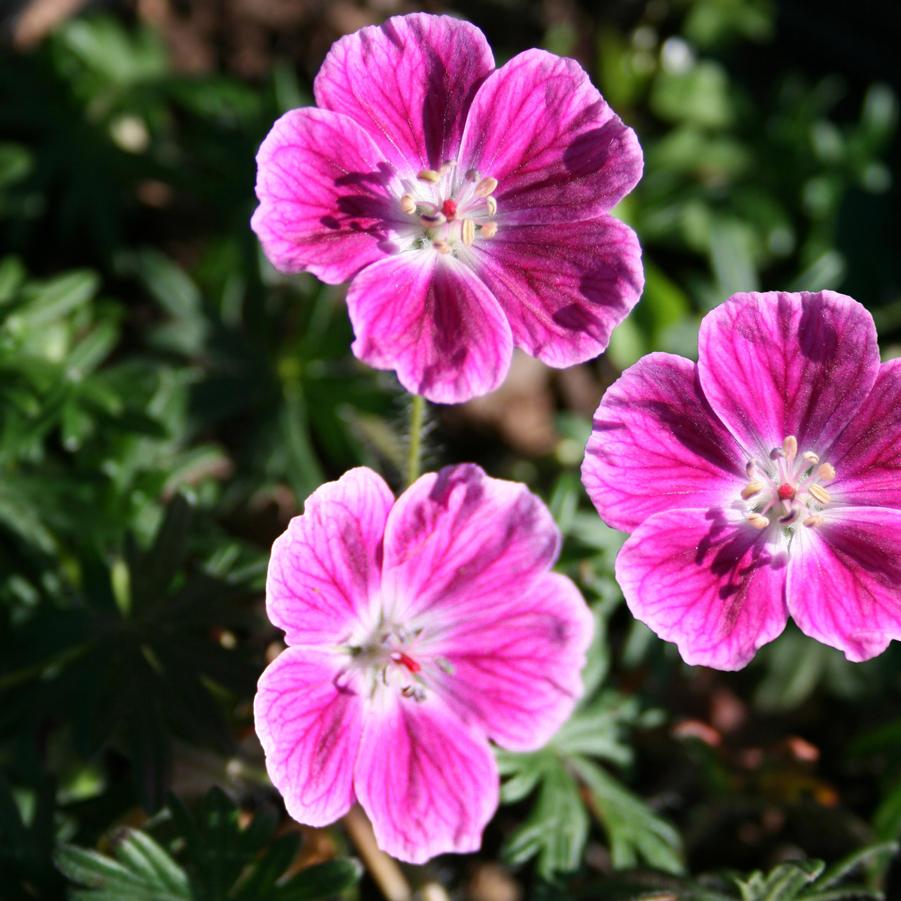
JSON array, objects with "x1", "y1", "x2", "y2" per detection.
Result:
[
  {"x1": 251, "y1": 13, "x2": 643, "y2": 404},
  {"x1": 581, "y1": 291, "x2": 901, "y2": 670},
  {"x1": 254, "y1": 465, "x2": 592, "y2": 863}
]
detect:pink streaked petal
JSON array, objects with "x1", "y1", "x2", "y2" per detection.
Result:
[
  {"x1": 355, "y1": 695, "x2": 498, "y2": 864},
  {"x1": 459, "y1": 49, "x2": 642, "y2": 225},
  {"x1": 381, "y1": 463, "x2": 560, "y2": 624},
  {"x1": 788, "y1": 507, "x2": 901, "y2": 662},
  {"x1": 471, "y1": 217, "x2": 643, "y2": 366},
  {"x1": 251, "y1": 108, "x2": 402, "y2": 284},
  {"x1": 698, "y1": 291, "x2": 879, "y2": 457},
  {"x1": 347, "y1": 254, "x2": 512, "y2": 404},
  {"x1": 266, "y1": 468, "x2": 393, "y2": 646},
  {"x1": 825, "y1": 359, "x2": 901, "y2": 508},
  {"x1": 254, "y1": 648, "x2": 363, "y2": 827},
  {"x1": 615, "y1": 508, "x2": 789, "y2": 670},
  {"x1": 315, "y1": 13, "x2": 494, "y2": 172},
  {"x1": 431, "y1": 572, "x2": 593, "y2": 753},
  {"x1": 582, "y1": 353, "x2": 746, "y2": 533}
]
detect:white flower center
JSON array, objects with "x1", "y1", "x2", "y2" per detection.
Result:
[
  {"x1": 395, "y1": 162, "x2": 499, "y2": 257},
  {"x1": 738, "y1": 435, "x2": 836, "y2": 531},
  {"x1": 344, "y1": 620, "x2": 453, "y2": 704}
]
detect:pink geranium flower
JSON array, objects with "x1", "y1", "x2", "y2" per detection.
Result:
[
  {"x1": 581, "y1": 290, "x2": 901, "y2": 670},
  {"x1": 254, "y1": 465, "x2": 593, "y2": 863},
  {"x1": 251, "y1": 13, "x2": 643, "y2": 404}
]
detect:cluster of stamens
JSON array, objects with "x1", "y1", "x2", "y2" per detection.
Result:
[
  {"x1": 739, "y1": 435, "x2": 836, "y2": 532},
  {"x1": 346, "y1": 621, "x2": 454, "y2": 704},
  {"x1": 396, "y1": 161, "x2": 499, "y2": 256}
]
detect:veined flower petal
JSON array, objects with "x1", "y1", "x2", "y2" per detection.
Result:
[
  {"x1": 788, "y1": 506, "x2": 901, "y2": 662},
  {"x1": 347, "y1": 255, "x2": 513, "y2": 404},
  {"x1": 381, "y1": 463, "x2": 559, "y2": 625},
  {"x1": 615, "y1": 508, "x2": 789, "y2": 670},
  {"x1": 431, "y1": 572, "x2": 593, "y2": 752},
  {"x1": 251, "y1": 108, "x2": 401, "y2": 283},
  {"x1": 698, "y1": 291, "x2": 879, "y2": 458},
  {"x1": 315, "y1": 13, "x2": 494, "y2": 173},
  {"x1": 471, "y1": 217, "x2": 643, "y2": 366},
  {"x1": 266, "y1": 468, "x2": 393, "y2": 646},
  {"x1": 354, "y1": 694, "x2": 498, "y2": 864},
  {"x1": 825, "y1": 359, "x2": 901, "y2": 509},
  {"x1": 583, "y1": 353, "x2": 746, "y2": 532},
  {"x1": 458, "y1": 49, "x2": 642, "y2": 224},
  {"x1": 254, "y1": 649, "x2": 364, "y2": 827}
]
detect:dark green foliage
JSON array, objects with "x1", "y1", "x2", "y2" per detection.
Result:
[
  {"x1": 1, "y1": 1, "x2": 900, "y2": 897},
  {"x1": 55, "y1": 789, "x2": 362, "y2": 900}
]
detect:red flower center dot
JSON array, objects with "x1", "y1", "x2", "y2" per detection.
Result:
[
  {"x1": 777, "y1": 483, "x2": 796, "y2": 500},
  {"x1": 441, "y1": 199, "x2": 457, "y2": 219},
  {"x1": 391, "y1": 651, "x2": 421, "y2": 673}
]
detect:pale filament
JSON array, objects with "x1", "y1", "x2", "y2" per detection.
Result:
[
  {"x1": 740, "y1": 435, "x2": 836, "y2": 531},
  {"x1": 396, "y1": 161, "x2": 499, "y2": 255}
]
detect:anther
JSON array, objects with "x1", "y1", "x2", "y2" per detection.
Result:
[
  {"x1": 745, "y1": 461, "x2": 758, "y2": 478},
  {"x1": 474, "y1": 176, "x2": 498, "y2": 198},
  {"x1": 432, "y1": 239, "x2": 451, "y2": 254},
  {"x1": 803, "y1": 451, "x2": 820, "y2": 466},
  {"x1": 435, "y1": 656, "x2": 455, "y2": 674},
  {"x1": 461, "y1": 218, "x2": 475, "y2": 246},
  {"x1": 803, "y1": 515, "x2": 824, "y2": 527},
  {"x1": 417, "y1": 168, "x2": 441, "y2": 183},
  {"x1": 741, "y1": 481, "x2": 764, "y2": 499},
  {"x1": 439, "y1": 160, "x2": 456, "y2": 175},
  {"x1": 480, "y1": 221, "x2": 498, "y2": 239},
  {"x1": 465, "y1": 168, "x2": 480, "y2": 183},
  {"x1": 400, "y1": 194, "x2": 417, "y2": 215},
  {"x1": 808, "y1": 483, "x2": 831, "y2": 505},
  {"x1": 419, "y1": 212, "x2": 446, "y2": 227},
  {"x1": 747, "y1": 513, "x2": 770, "y2": 530},
  {"x1": 783, "y1": 435, "x2": 798, "y2": 462},
  {"x1": 817, "y1": 462, "x2": 836, "y2": 483},
  {"x1": 485, "y1": 196, "x2": 497, "y2": 216}
]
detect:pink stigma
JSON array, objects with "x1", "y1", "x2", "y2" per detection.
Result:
[
  {"x1": 441, "y1": 198, "x2": 457, "y2": 219},
  {"x1": 392, "y1": 651, "x2": 421, "y2": 673},
  {"x1": 777, "y1": 483, "x2": 796, "y2": 500}
]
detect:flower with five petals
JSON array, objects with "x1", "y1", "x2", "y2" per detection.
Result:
[{"x1": 251, "y1": 13, "x2": 643, "y2": 403}]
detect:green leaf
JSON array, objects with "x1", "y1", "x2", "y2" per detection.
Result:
[
  {"x1": 571, "y1": 758, "x2": 683, "y2": 874},
  {"x1": 503, "y1": 761, "x2": 589, "y2": 877},
  {"x1": 811, "y1": 841, "x2": 898, "y2": 891},
  {"x1": 275, "y1": 859, "x2": 364, "y2": 901},
  {"x1": 55, "y1": 843, "x2": 183, "y2": 898}
]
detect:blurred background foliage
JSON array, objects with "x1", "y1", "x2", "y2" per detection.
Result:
[{"x1": 1, "y1": 0, "x2": 900, "y2": 898}]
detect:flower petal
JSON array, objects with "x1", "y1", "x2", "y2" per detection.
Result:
[
  {"x1": 615, "y1": 508, "x2": 789, "y2": 670},
  {"x1": 431, "y1": 572, "x2": 593, "y2": 752},
  {"x1": 458, "y1": 49, "x2": 642, "y2": 224},
  {"x1": 788, "y1": 507, "x2": 901, "y2": 662},
  {"x1": 698, "y1": 291, "x2": 879, "y2": 457},
  {"x1": 354, "y1": 694, "x2": 498, "y2": 863},
  {"x1": 254, "y1": 648, "x2": 363, "y2": 827},
  {"x1": 582, "y1": 353, "x2": 746, "y2": 532},
  {"x1": 471, "y1": 218, "x2": 643, "y2": 366},
  {"x1": 251, "y1": 108, "x2": 402, "y2": 283},
  {"x1": 267, "y1": 468, "x2": 393, "y2": 646},
  {"x1": 381, "y1": 463, "x2": 560, "y2": 624},
  {"x1": 347, "y1": 254, "x2": 512, "y2": 404},
  {"x1": 825, "y1": 359, "x2": 901, "y2": 508},
  {"x1": 315, "y1": 13, "x2": 494, "y2": 173}
]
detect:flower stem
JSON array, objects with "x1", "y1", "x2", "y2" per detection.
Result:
[
  {"x1": 343, "y1": 806, "x2": 411, "y2": 901},
  {"x1": 405, "y1": 393, "x2": 426, "y2": 486}
]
